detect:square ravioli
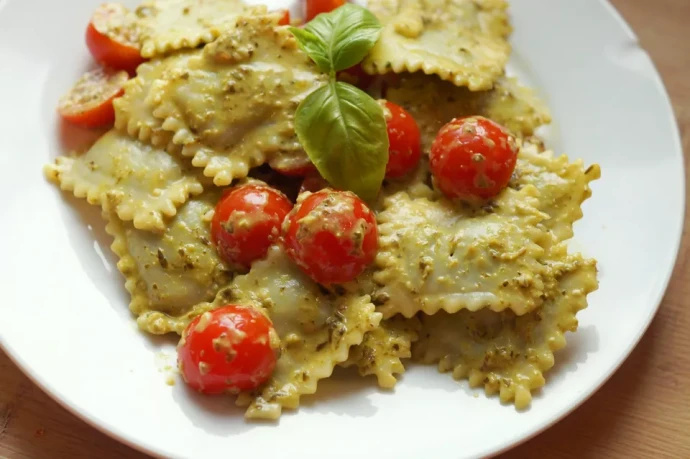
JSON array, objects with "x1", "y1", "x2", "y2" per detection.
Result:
[
  {"x1": 413, "y1": 242, "x2": 598, "y2": 408},
  {"x1": 105, "y1": 190, "x2": 233, "y2": 335},
  {"x1": 150, "y1": 13, "x2": 327, "y2": 185},
  {"x1": 363, "y1": 0, "x2": 511, "y2": 90},
  {"x1": 45, "y1": 130, "x2": 203, "y2": 232},
  {"x1": 373, "y1": 187, "x2": 556, "y2": 318}
]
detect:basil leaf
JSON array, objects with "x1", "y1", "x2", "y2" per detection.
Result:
[
  {"x1": 289, "y1": 27, "x2": 331, "y2": 72},
  {"x1": 290, "y1": 4, "x2": 382, "y2": 73},
  {"x1": 295, "y1": 81, "x2": 389, "y2": 201}
]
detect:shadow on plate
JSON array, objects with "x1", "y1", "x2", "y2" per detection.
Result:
[
  {"x1": 298, "y1": 365, "x2": 379, "y2": 418},
  {"x1": 57, "y1": 190, "x2": 132, "y2": 322},
  {"x1": 170, "y1": 365, "x2": 379, "y2": 436},
  {"x1": 57, "y1": 117, "x2": 108, "y2": 155},
  {"x1": 549, "y1": 324, "x2": 600, "y2": 376}
]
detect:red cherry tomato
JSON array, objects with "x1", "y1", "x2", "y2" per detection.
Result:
[
  {"x1": 337, "y1": 63, "x2": 374, "y2": 89},
  {"x1": 211, "y1": 184, "x2": 293, "y2": 269},
  {"x1": 86, "y1": 3, "x2": 144, "y2": 74},
  {"x1": 382, "y1": 100, "x2": 421, "y2": 178},
  {"x1": 305, "y1": 0, "x2": 345, "y2": 22},
  {"x1": 58, "y1": 68, "x2": 128, "y2": 128},
  {"x1": 277, "y1": 9, "x2": 291, "y2": 25},
  {"x1": 283, "y1": 189, "x2": 378, "y2": 284},
  {"x1": 178, "y1": 305, "x2": 279, "y2": 394},
  {"x1": 429, "y1": 116, "x2": 518, "y2": 200}
]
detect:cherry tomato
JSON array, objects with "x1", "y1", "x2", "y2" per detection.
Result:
[
  {"x1": 86, "y1": 3, "x2": 144, "y2": 74},
  {"x1": 382, "y1": 100, "x2": 421, "y2": 178},
  {"x1": 305, "y1": 0, "x2": 345, "y2": 22},
  {"x1": 337, "y1": 63, "x2": 374, "y2": 89},
  {"x1": 277, "y1": 9, "x2": 291, "y2": 25},
  {"x1": 283, "y1": 189, "x2": 378, "y2": 284},
  {"x1": 58, "y1": 68, "x2": 128, "y2": 128},
  {"x1": 178, "y1": 305, "x2": 279, "y2": 394},
  {"x1": 299, "y1": 174, "x2": 329, "y2": 195},
  {"x1": 429, "y1": 116, "x2": 518, "y2": 200},
  {"x1": 211, "y1": 184, "x2": 293, "y2": 269}
]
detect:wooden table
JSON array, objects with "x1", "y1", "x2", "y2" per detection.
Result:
[{"x1": 2, "y1": 0, "x2": 689, "y2": 457}]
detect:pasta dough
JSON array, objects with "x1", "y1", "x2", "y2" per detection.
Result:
[
  {"x1": 105, "y1": 191, "x2": 233, "y2": 335},
  {"x1": 114, "y1": 51, "x2": 199, "y2": 150},
  {"x1": 386, "y1": 74, "x2": 551, "y2": 151},
  {"x1": 216, "y1": 246, "x2": 381, "y2": 419},
  {"x1": 413, "y1": 243, "x2": 598, "y2": 408},
  {"x1": 373, "y1": 189, "x2": 556, "y2": 318},
  {"x1": 151, "y1": 13, "x2": 327, "y2": 186},
  {"x1": 44, "y1": 130, "x2": 203, "y2": 232},
  {"x1": 363, "y1": 0, "x2": 511, "y2": 90},
  {"x1": 341, "y1": 316, "x2": 420, "y2": 388},
  {"x1": 513, "y1": 140, "x2": 601, "y2": 242},
  {"x1": 135, "y1": 0, "x2": 254, "y2": 58}
]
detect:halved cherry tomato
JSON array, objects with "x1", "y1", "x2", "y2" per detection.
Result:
[
  {"x1": 86, "y1": 3, "x2": 144, "y2": 74},
  {"x1": 211, "y1": 184, "x2": 293, "y2": 269},
  {"x1": 178, "y1": 305, "x2": 279, "y2": 394},
  {"x1": 283, "y1": 189, "x2": 378, "y2": 284},
  {"x1": 429, "y1": 116, "x2": 518, "y2": 200},
  {"x1": 305, "y1": 0, "x2": 345, "y2": 22},
  {"x1": 382, "y1": 100, "x2": 421, "y2": 178},
  {"x1": 337, "y1": 63, "x2": 374, "y2": 90},
  {"x1": 58, "y1": 68, "x2": 128, "y2": 128},
  {"x1": 278, "y1": 9, "x2": 291, "y2": 25}
]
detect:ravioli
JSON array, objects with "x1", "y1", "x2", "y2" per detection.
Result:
[
  {"x1": 114, "y1": 51, "x2": 199, "y2": 150},
  {"x1": 341, "y1": 316, "x2": 420, "y2": 388},
  {"x1": 151, "y1": 13, "x2": 327, "y2": 185},
  {"x1": 44, "y1": 130, "x2": 203, "y2": 232},
  {"x1": 135, "y1": 0, "x2": 254, "y2": 58},
  {"x1": 105, "y1": 191, "x2": 233, "y2": 335},
  {"x1": 514, "y1": 140, "x2": 601, "y2": 243},
  {"x1": 363, "y1": 0, "x2": 511, "y2": 90},
  {"x1": 373, "y1": 189, "x2": 557, "y2": 318},
  {"x1": 386, "y1": 74, "x2": 551, "y2": 151},
  {"x1": 413, "y1": 243, "x2": 598, "y2": 408},
  {"x1": 212, "y1": 246, "x2": 381, "y2": 419}
]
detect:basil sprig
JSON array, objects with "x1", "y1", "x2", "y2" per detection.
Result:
[{"x1": 290, "y1": 4, "x2": 388, "y2": 201}]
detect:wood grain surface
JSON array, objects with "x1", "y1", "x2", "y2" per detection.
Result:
[{"x1": 2, "y1": 0, "x2": 689, "y2": 457}]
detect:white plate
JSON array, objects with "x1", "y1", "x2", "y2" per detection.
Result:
[{"x1": 0, "y1": 0, "x2": 684, "y2": 457}]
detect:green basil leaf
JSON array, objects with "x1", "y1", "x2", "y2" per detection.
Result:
[
  {"x1": 288, "y1": 27, "x2": 331, "y2": 72},
  {"x1": 295, "y1": 81, "x2": 389, "y2": 201},
  {"x1": 290, "y1": 4, "x2": 382, "y2": 73}
]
